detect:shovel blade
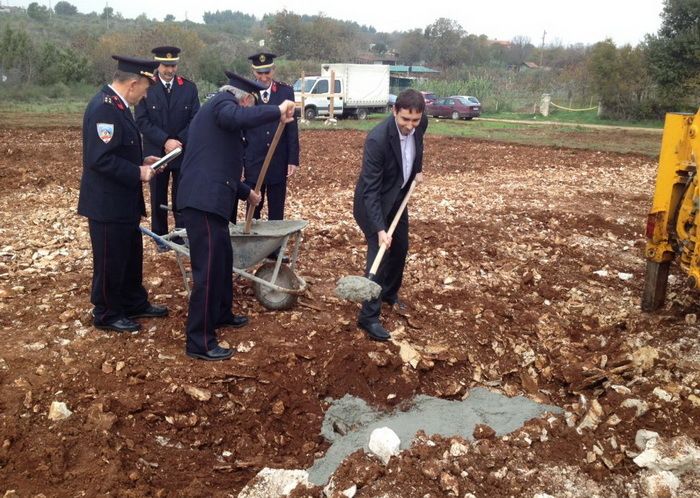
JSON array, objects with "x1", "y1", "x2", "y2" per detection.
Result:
[{"x1": 335, "y1": 275, "x2": 382, "y2": 302}]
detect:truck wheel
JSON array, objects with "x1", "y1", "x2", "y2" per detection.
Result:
[
  {"x1": 641, "y1": 260, "x2": 671, "y2": 312},
  {"x1": 451, "y1": 111, "x2": 460, "y2": 120},
  {"x1": 356, "y1": 108, "x2": 368, "y2": 120},
  {"x1": 304, "y1": 107, "x2": 317, "y2": 120},
  {"x1": 254, "y1": 263, "x2": 299, "y2": 310}
]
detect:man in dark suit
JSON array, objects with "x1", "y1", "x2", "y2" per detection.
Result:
[
  {"x1": 136, "y1": 46, "x2": 200, "y2": 250},
  {"x1": 78, "y1": 55, "x2": 169, "y2": 333},
  {"x1": 240, "y1": 52, "x2": 300, "y2": 227},
  {"x1": 177, "y1": 71, "x2": 296, "y2": 361},
  {"x1": 353, "y1": 89, "x2": 428, "y2": 341}
]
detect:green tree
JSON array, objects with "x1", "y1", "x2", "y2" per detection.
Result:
[
  {"x1": 101, "y1": 6, "x2": 114, "y2": 19},
  {"x1": 54, "y1": 1, "x2": 78, "y2": 16},
  {"x1": 27, "y1": 2, "x2": 51, "y2": 21},
  {"x1": 36, "y1": 43, "x2": 91, "y2": 84},
  {"x1": 267, "y1": 10, "x2": 308, "y2": 59},
  {"x1": 0, "y1": 25, "x2": 37, "y2": 82},
  {"x1": 92, "y1": 24, "x2": 205, "y2": 81},
  {"x1": 164, "y1": 14, "x2": 175, "y2": 22},
  {"x1": 397, "y1": 29, "x2": 427, "y2": 64},
  {"x1": 424, "y1": 18, "x2": 464, "y2": 70},
  {"x1": 645, "y1": 0, "x2": 700, "y2": 105},
  {"x1": 588, "y1": 39, "x2": 653, "y2": 118}
]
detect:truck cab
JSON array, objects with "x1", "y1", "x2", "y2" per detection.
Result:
[{"x1": 293, "y1": 76, "x2": 344, "y2": 120}]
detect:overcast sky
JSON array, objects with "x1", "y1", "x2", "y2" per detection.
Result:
[{"x1": 8, "y1": 0, "x2": 665, "y2": 46}]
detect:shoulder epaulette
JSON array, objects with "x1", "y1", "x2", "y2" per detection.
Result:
[
  {"x1": 104, "y1": 94, "x2": 126, "y2": 110},
  {"x1": 176, "y1": 75, "x2": 194, "y2": 87}
]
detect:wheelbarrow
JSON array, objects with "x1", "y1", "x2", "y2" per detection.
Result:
[{"x1": 141, "y1": 220, "x2": 308, "y2": 310}]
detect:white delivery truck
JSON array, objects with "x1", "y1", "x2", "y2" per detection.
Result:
[{"x1": 293, "y1": 63, "x2": 390, "y2": 120}]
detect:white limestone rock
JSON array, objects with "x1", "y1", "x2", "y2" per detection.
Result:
[
  {"x1": 237, "y1": 467, "x2": 309, "y2": 497},
  {"x1": 634, "y1": 435, "x2": 700, "y2": 474},
  {"x1": 47, "y1": 401, "x2": 72, "y2": 421},
  {"x1": 368, "y1": 426, "x2": 401, "y2": 465},
  {"x1": 639, "y1": 470, "x2": 680, "y2": 498}
]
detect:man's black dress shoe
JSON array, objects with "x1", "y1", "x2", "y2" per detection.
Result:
[
  {"x1": 127, "y1": 304, "x2": 168, "y2": 319},
  {"x1": 357, "y1": 321, "x2": 391, "y2": 341},
  {"x1": 186, "y1": 346, "x2": 234, "y2": 361},
  {"x1": 94, "y1": 317, "x2": 140, "y2": 333},
  {"x1": 215, "y1": 315, "x2": 249, "y2": 329}
]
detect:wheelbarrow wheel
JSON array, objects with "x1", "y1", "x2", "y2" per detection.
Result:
[{"x1": 254, "y1": 263, "x2": 300, "y2": 310}]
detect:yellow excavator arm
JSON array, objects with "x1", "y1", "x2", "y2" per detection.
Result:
[{"x1": 643, "y1": 110, "x2": 700, "y2": 311}]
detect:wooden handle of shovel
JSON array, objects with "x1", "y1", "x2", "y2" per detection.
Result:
[
  {"x1": 368, "y1": 180, "x2": 417, "y2": 277},
  {"x1": 244, "y1": 121, "x2": 286, "y2": 233}
]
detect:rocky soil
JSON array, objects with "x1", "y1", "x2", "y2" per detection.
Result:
[{"x1": 0, "y1": 125, "x2": 698, "y2": 497}]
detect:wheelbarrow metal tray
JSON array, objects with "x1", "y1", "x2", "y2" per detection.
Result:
[{"x1": 229, "y1": 220, "x2": 308, "y2": 269}]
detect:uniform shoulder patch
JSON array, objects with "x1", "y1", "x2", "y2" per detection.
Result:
[{"x1": 96, "y1": 123, "x2": 114, "y2": 144}]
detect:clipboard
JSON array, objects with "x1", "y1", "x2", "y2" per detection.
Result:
[{"x1": 150, "y1": 147, "x2": 183, "y2": 171}]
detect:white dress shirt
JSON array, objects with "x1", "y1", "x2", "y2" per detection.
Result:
[{"x1": 395, "y1": 121, "x2": 416, "y2": 188}]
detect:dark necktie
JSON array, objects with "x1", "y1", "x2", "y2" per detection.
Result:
[
  {"x1": 262, "y1": 90, "x2": 269, "y2": 102},
  {"x1": 165, "y1": 82, "x2": 171, "y2": 94}
]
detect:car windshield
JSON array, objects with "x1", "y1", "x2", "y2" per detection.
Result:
[
  {"x1": 454, "y1": 97, "x2": 479, "y2": 106},
  {"x1": 293, "y1": 79, "x2": 317, "y2": 93},
  {"x1": 452, "y1": 96, "x2": 481, "y2": 105}
]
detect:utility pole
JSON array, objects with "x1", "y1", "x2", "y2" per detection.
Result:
[{"x1": 540, "y1": 30, "x2": 546, "y2": 67}]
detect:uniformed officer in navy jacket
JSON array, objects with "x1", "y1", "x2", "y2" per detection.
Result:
[
  {"x1": 78, "y1": 55, "x2": 169, "y2": 333},
  {"x1": 135, "y1": 46, "x2": 200, "y2": 248},
  {"x1": 241, "y1": 52, "x2": 300, "y2": 225},
  {"x1": 177, "y1": 71, "x2": 296, "y2": 361}
]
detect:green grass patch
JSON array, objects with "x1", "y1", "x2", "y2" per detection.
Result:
[
  {"x1": 300, "y1": 113, "x2": 662, "y2": 156},
  {"x1": 482, "y1": 110, "x2": 663, "y2": 129}
]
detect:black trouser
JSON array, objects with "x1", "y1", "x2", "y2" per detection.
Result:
[
  {"x1": 358, "y1": 205, "x2": 409, "y2": 324},
  {"x1": 150, "y1": 168, "x2": 181, "y2": 235},
  {"x1": 252, "y1": 181, "x2": 286, "y2": 220},
  {"x1": 88, "y1": 219, "x2": 149, "y2": 324},
  {"x1": 182, "y1": 208, "x2": 235, "y2": 353},
  {"x1": 231, "y1": 181, "x2": 287, "y2": 224}
]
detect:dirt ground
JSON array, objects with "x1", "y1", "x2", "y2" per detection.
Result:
[{"x1": 0, "y1": 124, "x2": 698, "y2": 497}]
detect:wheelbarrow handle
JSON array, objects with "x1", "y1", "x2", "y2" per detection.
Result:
[
  {"x1": 368, "y1": 179, "x2": 417, "y2": 278},
  {"x1": 244, "y1": 121, "x2": 287, "y2": 234}
]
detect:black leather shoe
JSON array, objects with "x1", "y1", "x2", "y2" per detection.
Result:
[
  {"x1": 215, "y1": 315, "x2": 249, "y2": 329},
  {"x1": 186, "y1": 346, "x2": 235, "y2": 361},
  {"x1": 357, "y1": 321, "x2": 391, "y2": 341},
  {"x1": 94, "y1": 317, "x2": 141, "y2": 333},
  {"x1": 127, "y1": 304, "x2": 168, "y2": 319}
]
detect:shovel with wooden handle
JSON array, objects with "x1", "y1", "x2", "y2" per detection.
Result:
[
  {"x1": 335, "y1": 179, "x2": 418, "y2": 302},
  {"x1": 243, "y1": 121, "x2": 286, "y2": 234}
]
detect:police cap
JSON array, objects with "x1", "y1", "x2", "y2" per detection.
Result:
[
  {"x1": 112, "y1": 55, "x2": 159, "y2": 81},
  {"x1": 152, "y1": 46, "x2": 181, "y2": 65},
  {"x1": 224, "y1": 70, "x2": 267, "y2": 94},
  {"x1": 248, "y1": 52, "x2": 276, "y2": 73}
]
